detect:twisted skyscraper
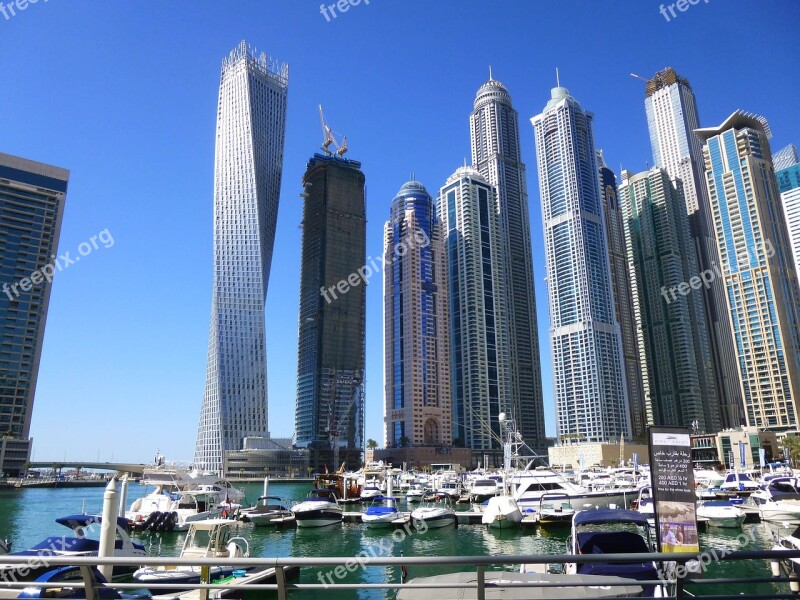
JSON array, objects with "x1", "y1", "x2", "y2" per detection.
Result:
[
  {"x1": 195, "y1": 41, "x2": 289, "y2": 473},
  {"x1": 470, "y1": 74, "x2": 547, "y2": 452}
]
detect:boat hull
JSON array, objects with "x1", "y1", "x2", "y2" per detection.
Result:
[
  {"x1": 411, "y1": 511, "x2": 457, "y2": 529},
  {"x1": 294, "y1": 507, "x2": 342, "y2": 528}
]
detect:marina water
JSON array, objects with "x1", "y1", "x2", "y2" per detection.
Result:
[{"x1": 0, "y1": 481, "x2": 788, "y2": 598}]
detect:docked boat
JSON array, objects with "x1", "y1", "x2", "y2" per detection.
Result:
[
  {"x1": 133, "y1": 519, "x2": 248, "y2": 591},
  {"x1": 405, "y1": 483, "x2": 426, "y2": 503},
  {"x1": 361, "y1": 496, "x2": 401, "y2": 528},
  {"x1": 481, "y1": 495, "x2": 522, "y2": 529},
  {"x1": 238, "y1": 496, "x2": 295, "y2": 527},
  {"x1": 127, "y1": 486, "x2": 223, "y2": 531},
  {"x1": 411, "y1": 500, "x2": 457, "y2": 529},
  {"x1": 536, "y1": 493, "x2": 575, "y2": 526},
  {"x1": 566, "y1": 508, "x2": 667, "y2": 597},
  {"x1": 293, "y1": 489, "x2": 343, "y2": 528},
  {"x1": 468, "y1": 478, "x2": 501, "y2": 502},
  {"x1": 632, "y1": 486, "x2": 655, "y2": 523},
  {"x1": 437, "y1": 480, "x2": 462, "y2": 500},
  {"x1": 360, "y1": 482, "x2": 382, "y2": 501},
  {"x1": 751, "y1": 476, "x2": 800, "y2": 524},
  {"x1": 509, "y1": 468, "x2": 638, "y2": 512},
  {"x1": 759, "y1": 499, "x2": 800, "y2": 525},
  {"x1": 719, "y1": 471, "x2": 760, "y2": 495},
  {"x1": 696, "y1": 500, "x2": 746, "y2": 528},
  {"x1": 772, "y1": 524, "x2": 800, "y2": 579},
  {"x1": 0, "y1": 514, "x2": 147, "y2": 582}
]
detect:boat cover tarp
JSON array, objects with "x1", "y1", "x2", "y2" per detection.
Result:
[{"x1": 574, "y1": 509, "x2": 649, "y2": 527}]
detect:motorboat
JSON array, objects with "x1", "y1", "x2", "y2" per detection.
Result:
[
  {"x1": 405, "y1": 483, "x2": 425, "y2": 503},
  {"x1": 719, "y1": 471, "x2": 760, "y2": 495},
  {"x1": 696, "y1": 500, "x2": 746, "y2": 528},
  {"x1": 133, "y1": 519, "x2": 248, "y2": 591},
  {"x1": 772, "y1": 524, "x2": 800, "y2": 580},
  {"x1": 536, "y1": 493, "x2": 575, "y2": 526},
  {"x1": 361, "y1": 496, "x2": 401, "y2": 528},
  {"x1": 127, "y1": 486, "x2": 223, "y2": 531},
  {"x1": 238, "y1": 496, "x2": 295, "y2": 527},
  {"x1": 360, "y1": 483, "x2": 382, "y2": 501},
  {"x1": 0, "y1": 514, "x2": 147, "y2": 582},
  {"x1": 292, "y1": 489, "x2": 343, "y2": 527},
  {"x1": 566, "y1": 508, "x2": 667, "y2": 597},
  {"x1": 481, "y1": 495, "x2": 522, "y2": 529},
  {"x1": 751, "y1": 476, "x2": 800, "y2": 506},
  {"x1": 759, "y1": 499, "x2": 800, "y2": 525},
  {"x1": 468, "y1": 479, "x2": 500, "y2": 502},
  {"x1": 411, "y1": 500, "x2": 457, "y2": 529},
  {"x1": 437, "y1": 480, "x2": 462, "y2": 500},
  {"x1": 509, "y1": 468, "x2": 637, "y2": 512}
]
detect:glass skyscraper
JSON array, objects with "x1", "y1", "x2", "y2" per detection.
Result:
[
  {"x1": 383, "y1": 181, "x2": 451, "y2": 449},
  {"x1": 696, "y1": 111, "x2": 800, "y2": 429},
  {"x1": 644, "y1": 67, "x2": 740, "y2": 428},
  {"x1": 0, "y1": 152, "x2": 68, "y2": 476},
  {"x1": 598, "y1": 152, "x2": 647, "y2": 440},
  {"x1": 777, "y1": 157, "x2": 800, "y2": 282},
  {"x1": 531, "y1": 85, "x2": 631, "y2": 442},
  {"x1": 774, "y1": 144, "x2": 799, "y2": 172},
  {"x1": 438, "y1": 166, "x2": 510, "y2": 451},
  {"x1": 469, "y1": 75, "x2": 546, "y2": 453},
  {"x1": 194, "y1": 41, "x2": 289, "y2": 473},
  {"x1": 295, "y1": 154, "x2": 366, "y2": 472},
  {"x1": 618, "y1": 168, "x2": 720, "y2": 432}
]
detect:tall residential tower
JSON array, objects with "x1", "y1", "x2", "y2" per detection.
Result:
[
  {"x1": 194, "y1": 42, "x2": 289, "y2": 473},
  {"x1": 470, "y1": 75, "x2": 546, "y2": 452},
  {"x1": 296, "y1": 154, "x2": 366, "y2": 471},
  {"x1": 383, "y1": 181, "x2": 451, "y2": 449},
  {"x1": 531, "y1": 85, "x2": 631, "y2": 442},
  {"x1": 0, "y1": 153, "x2": 68, "y2": 476},
  {"x1": 696, "y1": 112, "x2": 800, "y2": 429}
]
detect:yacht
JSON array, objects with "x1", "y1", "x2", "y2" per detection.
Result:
[
  {"x1": 405, "y1": 483, "x2": 425, "y2": 503},
  {"x1": 0, "y1": 514, "x2": 147, "y2": 582},
  {"x1": 509, "y1": 468, "x2": 637, "y2": 512},
  {"x1": 719, "y1": 471, "x2": 760, "y2": 495},
  {"x1": 238, "y1": 496, "x2": 295, "y2": 526},
  {"x1": 127, "y1": 486, "x2": 223, "y2": 531},
  {"x1": 360, "y1": 482, "x2": 382, "y2": 501},
  {"x1": 293, "y1": 489, "x2": 343, "y2": 527},
  {"x1": 696, "y1": 500, "x2": 746, "y2": 528},
  {"x1": 411, "y1": 500, "x2": 457, "y2": 529},
  {"x1": 361, "y1": 496, "x2": 401, "y2": 528},
  {"x1": 468, "y1": 479, "x2": 500, "y2": 502},
  {"x1": 133, "y1": 519, "x2": 248, "y2": 591}
]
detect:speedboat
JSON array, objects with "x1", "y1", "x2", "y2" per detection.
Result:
[
  {"x1": 537, "y1": 493, "x2": 575, "y2": 526},
  {"x1": 752, "y1": 476, "x2": 800, "y2": 506},
  {"x1": 437, "y1": 480, "x2": 462, "y2": 500},
  {"x1": 133, "y1": 519, "x2": 248, "y2": 591},
  {"x1": 360, "y1": 483, "x2": 382, "y2": 501},
  {"x1": 238, "y1": 496, "x2": 295, "y2": 527},
  {"x1": 719, "y1": 471, "x2": 760, "y2": 496},
  {"x1": 696, "y1": 500, "x2": 746, "y2": 528},
  {"x1": 0, "y1": 514, "x2": 147, "y2": 582},
  {"x1": 481, "y1": 495, "x2": 522, "y2": 529},
  {"x1": 759, "y1": 499, "x2": 800, "y2": 525},
  {"x1": 292, "y1": 489, "x2": 343, "y2": 527},
  {"x1": 566, "y1": 508, "x2": 667, "y2": 597},
  {"x1": 127, "y1": 486, "x2": 223, "y2": 531},
  {"x1": 468, "y1": 479, "x2": 500, "y2": 502},
  {"x1": 411, "y1": 500, "x2": 457, "y2": 529},
  {"x1": 405, "y1": 484, "x2": 425, "y2": 503},
  {"x1": 361, "y1": 496, "x2": 400, "y2": 528}
]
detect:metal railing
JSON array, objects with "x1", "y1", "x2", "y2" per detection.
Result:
[{"x1": 2, "y1": 549, "x2": 800, "y2": 599}]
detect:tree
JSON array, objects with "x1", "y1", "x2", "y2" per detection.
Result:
[
  {"x1": 780, "y1": 436, "x2": 800, "y2": 467},
  {"x1": 398, "y1": 436, "x2": 411, "y2": 448},
  {"x1": 366, "y1": 439, "x2": 378, "y2": 450}
]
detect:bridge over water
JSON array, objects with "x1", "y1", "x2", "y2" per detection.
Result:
[{"x1": 27, "y1": 461, "x2": 149, "y2": 475}]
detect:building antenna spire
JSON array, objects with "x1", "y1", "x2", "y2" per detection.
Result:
[
  {"x1": 410, "y1": 170, "x2": 415, "y2": 181},
  {"x1": 556, "y1": 67, "x2": 560, "y2": 87},
  {"x1": 489, "y1": 65, "x2": 493, "y2": 81}
]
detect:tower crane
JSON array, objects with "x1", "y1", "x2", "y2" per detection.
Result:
[{"x1": 318, "y1": 105, "x2": 349, "y2": 157}]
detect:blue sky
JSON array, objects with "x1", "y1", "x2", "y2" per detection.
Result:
[{"x1": 3, "y1": 0, "x2": 798, "y2": 464}]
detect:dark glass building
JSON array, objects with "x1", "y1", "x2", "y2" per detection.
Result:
[
  {"x1": 295, "y1": 154, "x2": 366, "y2": 471},
  {"x1": 0, "y1": 152, "x2": 68, "y2": 476}
]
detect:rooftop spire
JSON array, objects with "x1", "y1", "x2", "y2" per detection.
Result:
[
  {"x1": 489, "y1": 65, "x2": 493, "y2": 81},
  {"x1": 556, "y1": 67, "x2": 560, "y2": 88}
]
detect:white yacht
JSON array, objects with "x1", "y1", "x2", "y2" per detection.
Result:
[
  {"x1": 696, "y1": 500, "x2": 746, "y2": 528},
  {"x1": 405, "y1": 483, "x2": 425, "y2": 503},
  {"x1": 411, "y1": 501, "x2": 457, "y2": 529},
  {"x1": 293, "y1": 489, "x2": 343, "y2": 528},
  {"x1": 468, "y1": 478, "x2": 500, "y2": 502},
  {"x1": 509, "y1": 468, "x2": 637, "y2": 512}
]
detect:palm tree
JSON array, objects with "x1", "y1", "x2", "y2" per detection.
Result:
[{"x1": 366, "y1": 439, "x2": 378, "y2": 450}]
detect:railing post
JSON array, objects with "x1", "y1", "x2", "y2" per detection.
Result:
[
  {"x1": 675, "y1": 560, "x2": 685, "y2": 600},
  {"x1": 199, "y1": 565, "x2": 209, "y2": 600},
  {"x1": 476, "y1": 564, "x2": 485, "y2": 600},
  {"x1": 275, "y1": 565, "x2": 288, "y2": 600},
  {"x1": 78, "y1": 565, "x2": 98, "y2": 600}
]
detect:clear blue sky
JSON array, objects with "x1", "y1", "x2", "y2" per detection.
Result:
[{"x1": 3, "y1": 0, "x2": 798, "y2": 463}]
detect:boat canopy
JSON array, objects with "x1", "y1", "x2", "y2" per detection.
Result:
[
  {"x1": 573, "y1": 509, "x2": 650, "y2": 527},
  {"x1": 701, "y1": 500, "x2": 737, "y2": 507},
  {"x1": 55, "y1": 515, "x2": 131, "y2": 531}
]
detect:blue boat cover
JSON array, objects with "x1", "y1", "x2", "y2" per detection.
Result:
[
  {"x1": 55, "y1": 515, "x2": 131, "y2": 530},
  {"x1": 573, "y1": 509, "x2": 650, "y2": 527}
]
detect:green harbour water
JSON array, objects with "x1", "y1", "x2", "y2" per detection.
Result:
[{"x1": 0, "y1": 481, "x2": 790, "y2": 598}]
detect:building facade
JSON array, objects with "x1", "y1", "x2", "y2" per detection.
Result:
[
  {"x1": 598, "y1": 151, "x2": 647, "y2": 440},
  {"x1": 296, "y1": 154, "x2": 366, "y2": 471},
  {"x1": 383, "y1": 180, "x2": 451, "y2": 449},
  {"x1": 531, "y1": 86, "x2": 631, "y2": 442},
  {"x1": 0, "y1": 153, "x2": 68, "y2": 477},
  {"x1": 469, "y1": 75, "x2": 547, "y2": 453},
  {"x1": 618, "y1": 168, "x2": 720, "y2": 433},
  {"x1": 644, "y1": 67, "x2": 740, "y2": 428},
  {"x1": 194, "y1": 41, "x2": 289, "y2": 473},
  {"x1": 774, "y1": 144, "x2": 799, "y2": 171},
  {"x1": 437, "y1": 166, "x2": 510, "y2": 451},
  {"x1": 777, "y1": 160, "x2": 800, "y2": 281},
  {"x1": 696, "y1": 111, "x2": 800, "y2": 429}
]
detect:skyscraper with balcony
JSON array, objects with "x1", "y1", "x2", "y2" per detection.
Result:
[
  {"x1": 438, "y1": 166, "x2": 510, "y2": 450},
  {"x1": 598, "y1": 152, "x2": 647, "y2": 439},
  {"x1": 531, "y1": 85, "x2": 631, "y2": 442},
  {"x1": 296, "y1": 154, "x2": 366, "y2": 471},
  {"x1": 0, "y1": 153, "x2": 68, "y2": 476},
  {"x1": 194, "y1": 41, "x2": 289, "y2": 473},
  {"x1": 383, "y1": 180, "x2": 451, "y2": 449},
  {"x1": 776, "y1": 152, "x2": 800, "y2": 280},
  {"x1": 619, "y1": 167, "x2": 720, "y2": 432},
  {"x1": 644, "y1": 67, "x2": 739, "y2": 428},
  {"x1": 696, "y1": 111, "x2": 800, "y2": 429},
  {"x1": 469, "y1": 74, "x2": 546, "y2": 453}
]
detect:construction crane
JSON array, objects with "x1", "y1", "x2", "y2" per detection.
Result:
[
  {"x1": 318, "y1": 105, "x2": 348, "y2": 157},
  {"x1": 630, "y1": 73, "x2": 648, "y2": 83}
]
